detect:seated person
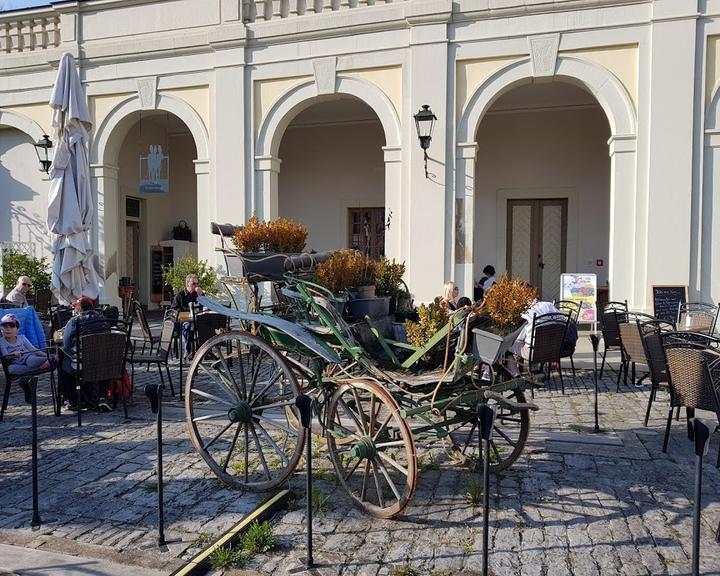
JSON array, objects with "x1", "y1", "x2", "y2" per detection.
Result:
[
  {"x1": 456, "y1": 296, "x2": 473, "y2": 309},
  {"x1": 4, "y1": 276, "x2": 33, "y2": 307},
  {"x1": 60, "y1": 296, "x2": 112, "y2": 412},
  {"x1": 171, "y1": 274, "x2": 204, "y2": 359},
  {"x1": 0, "y1": 313, "x2": 56, "y2": 375},
  {"x1": 507, "y1": 300, "x2": 562, "y2": 376},
  {"x1": 440, "y1": 281, "x2": 459, "y2": 312},
  {"x1": 474, "y1": 265, "x2": 497, "y2": 301}
]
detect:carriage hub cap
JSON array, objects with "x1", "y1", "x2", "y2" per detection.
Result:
[
  {"x1": 350, "y1": 436, "x2": 376, "y2": 460},
  {"x1": 228, "y1": 400, "x2": 253, "y2": 423}
]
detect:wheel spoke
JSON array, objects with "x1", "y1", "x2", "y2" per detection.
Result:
[
  {"x1": 254, "y1": 413, "x2": 299, "y2": 437},
  {"x1": 249, "y1": 369, "x2": 284, "y2": 407},
  {"x1": 351, "y1": 388, "x2": 368, "y2": 434},
  {"x1": 250, "y1": 424, "x2": 273, "y2": 481},
  {"x1": 337, "y1": 398, "x2": 365, "y2": 434},
  {"x1": 198, "y1": 363, "x2": 237, "y2": 402},
  {"x1": 372, "y1": 412, "x2": 393, "y2": 442},
  {"x1": 191, "y1": 388, "x2": 235, "y2": 407},
  {"x1": 223, "y1": 424, "x2": 243, "y2": 472},
  {"x1": 255, "y1": 421, "x2": 291, "y2": 466},
  {"x1": 192, "y1": 411, "x2": 228, "y2": 422},
  {"x1": 490, "y1": 439, "x2": 501, "y2": 460},
  {"x1": 359, "y1": 460, "x2": 370, "y2": 501},
  {"x1": 247, "y1": 348, "x2": 264, "y2": 401},
  {"x1": 343, "y1": 456, "x2": 362, "y2": 482},
  {"x1": 374, "y1": 457, "x2": 402, "y2": 501},
  {"x1": 377, "y1": 451, "x2": 408, "y2": 477},
  {"x1": 244, "y1": 426, "x2": 249, "y2": 483},
  {"x1": 217, "y1": 347, "x2": 244, "y2": 400},
  {"x1": 252, "y1": 398, "x2": 296, "y2": 412},
  {"x1": 204, "y1": 421, "x2": 235, "y2": 451},
  {"x1": 371, "y1": 460, "x2": 385, "y2": 509},
  {"x1": 374, "y1": 440, "x2": 406, "y2": 449},
  {"x1": 462, "y1": 421, "x2": 478, "y2": 453},
  {"x1": 493, "y1": 424, "x2": 517, "y2": 447}
]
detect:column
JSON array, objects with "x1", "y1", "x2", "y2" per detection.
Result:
[
  {"x1": 608, "y1": 136, "x2": 637, "y2": 305},
  {"x1": 194, "y1": 159, "x2": 213, "y2": 265},
  {"x1": 91, "y1": 164, "x2": 121, "y2": 307},
  {"x1": 254, "y1": 155, "x2": 281, "y2": 220},
  {"x1": 383, "y1": 145, "x2": 402, "y2": 260},
  {"x1": 406, "y1": 1, "x2": 452, "y2": 303},
  {"x1": 454, "y1": 142, "x2": 477, "y2": 298}
]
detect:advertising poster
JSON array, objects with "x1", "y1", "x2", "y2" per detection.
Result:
[{"x1": 560, "y1": 273, "x2": 597, "y2": 323}]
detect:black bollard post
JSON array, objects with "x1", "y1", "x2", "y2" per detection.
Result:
[
  {"x1": 29, "y1": 377, "x2": 41, "y2": 529},
  {"x1": 589, "y1": 334, "x2": 601, "y2": 433},
  {"x1": 691, "y1": 418, "x2": 712, "y2": 576},
  {"x1": 145, "y1": 383, "x2": 165, "y2": 546},
  {"x1": 295, "y1": 394, "x2": 313, "y2": 569},
  {"x1": 477, "y1": 402, "x2": 497, "y2": 576}
]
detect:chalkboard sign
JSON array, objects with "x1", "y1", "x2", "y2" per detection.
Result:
[
  {"x1": 151, "y1": 246, "x2": 164, "y2": 302},
  {"x1": 652, "y1": 285, "x2": 687, "y2": 324}
]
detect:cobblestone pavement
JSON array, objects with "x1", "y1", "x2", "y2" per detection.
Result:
[{"x1": 1, "y1": 341, "x2": 719, "y2": 575}]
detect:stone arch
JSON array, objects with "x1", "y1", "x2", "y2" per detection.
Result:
[
  {"x1": 90, "y1": 93, "x2": 210, "y2": 307},
  {"x1": 455, "y1": 54, "x2": 638, "y2": 304},
  {"x1": 254, "y1": 75, "x2": 402, "y2": 256},
  {"x1": 256, "y1": 76, "x2": 401, "y2": 157},
  {"x1": 91, "y1": 93, "x2": 209, "y2": 165},
  {"x1": 0, "y1": 109, "x2": 45, "y2": 142}
]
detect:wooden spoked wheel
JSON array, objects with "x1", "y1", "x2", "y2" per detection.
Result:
[
  {"x1": 446, "y1": 388, "x2": 530, "y2": 473},
  {"x1": 185, "y1": 331, "x2": 305, "y2": 492},
  {"x1": 325, "y1": 379, "x2": 417, "y2": 518}
]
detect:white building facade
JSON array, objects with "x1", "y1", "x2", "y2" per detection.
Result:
[{"x1": 0, "y1": 0, "x2": 714, "y2": 310}]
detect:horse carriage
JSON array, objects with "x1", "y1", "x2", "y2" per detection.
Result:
[{"x1": 183, "y1": 229, "x2": 538, "y2": 518}]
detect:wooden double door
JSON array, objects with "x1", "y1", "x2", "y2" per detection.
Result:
[{"x1": 506, "y1": 198, "x2": 567, "y2": 301}]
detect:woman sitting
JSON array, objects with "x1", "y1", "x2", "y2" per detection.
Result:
[{"x1": 440, "y1": 281, "x2": 459, "y2": 312}]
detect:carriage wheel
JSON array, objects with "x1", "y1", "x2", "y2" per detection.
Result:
[
  {"x1": 446, "y1": 388, "x2": 530, "y2": 473},
  {"x1": 325, "y1": 379, "x2": 417, "y2": 518},
  {"x1": 185, "y1": 331, "x2": 305, "y2": 492}
]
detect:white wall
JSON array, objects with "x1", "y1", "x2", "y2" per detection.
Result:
[
  {"x1": 474, "y1": 104, "x2": 611, "y2": 289},
  {"x1": 278, "y1": 120, "x2": 385, "y2": 252},
  {"x1": 117, "y1": 117, "x2": 197, "y2": 304},
  {"x1": 0, "y1": 127, "x2": 51, "y2": 258}
]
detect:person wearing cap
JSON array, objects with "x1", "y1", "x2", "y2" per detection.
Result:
[
  {"x1": 0, "y1": 313, "x2": 55, "y2": 375},
  {"x1": 60, "y1": 296, "x2": 112, "y2": 412},
  {"x1": 4, "y1": 276, "x2": 33, "y2": 307}
]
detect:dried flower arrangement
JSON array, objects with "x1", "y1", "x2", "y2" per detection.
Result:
[
  {"x1": 313, "y1": 250, "x2": 377, "y2": 294},
  {"x1": 481, "y1": 274, "x2": 537, "y2": 332},
  {"x1": 405, "y1": 297, "x2": 449, "y2": 349},
  {"x1": 375, "y1": 258, "x2": 406, "y2": 298},
  {"x1": 232, "y1": 215, "x2": 307, "y2": 253}
]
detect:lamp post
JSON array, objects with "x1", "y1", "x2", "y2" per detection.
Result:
[
  {"x1": 33, "y1": 134, "x2": 53, "y2": 174},
  {"x1": 413, "y1": 104, "x2": 436, "y2": 178}
]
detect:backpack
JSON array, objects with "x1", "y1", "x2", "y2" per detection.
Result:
[
  {"x1": 108, "y1": 368, "x2": 132, "y2": 401},
  {"x1": 561, "y1": 321, "x2": 579, "y2": 356}
]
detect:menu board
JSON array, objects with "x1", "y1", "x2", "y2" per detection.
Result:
[
  {"x1": 151, "y1": 246, "x2": 164, "y2": 302},
  {"x1": 559, "y1": 273, "x2": 597, "y2": 323},
  {"x1": 652, "y1": 285, "x2": 687, "y2": 324}
]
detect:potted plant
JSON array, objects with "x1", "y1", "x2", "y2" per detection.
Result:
[
  {"x1": 232, "y1": 215, "x2": 308, "y2": 279},
  {"x1": 404, "y1": 297, "x2": 450, "y2": 366},
  {"x1": 162, "y1": 256, "x2": 219, "y2": 296},
  {"x1": 313, "y1": 251, "x2": 390, "y2": 319},
  {"x1": 472, "y1": 274, "x2": 537, "y2": 365}
]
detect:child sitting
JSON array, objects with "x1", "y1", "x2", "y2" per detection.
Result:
[{"x1": 0, "y1": 313, "x2": 56, "y2": 375}]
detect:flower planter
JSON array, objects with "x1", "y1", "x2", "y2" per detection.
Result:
[
  {"x1": 348, "y1": 296, "x2": 391, "y2": 320},
  {"x1": 239, "y1": 252, "x2": 291, "y2": 280},
  {"x1": 356, "y1": 285, "x2": 376, "y2": 299},
  {"x1": 472, "y1": 325, "x2": 524, "y2": 365},
  {"x1": 392, "y1": 321, "x2": 407, "y2": 343}
]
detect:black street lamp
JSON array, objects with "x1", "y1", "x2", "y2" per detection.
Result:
[
  {"x1": 413, "y1": 104, "x2": 436, "y2": 178},
  {"x1": 33, "y1": 134, "x2": 53, "y2": 174}
]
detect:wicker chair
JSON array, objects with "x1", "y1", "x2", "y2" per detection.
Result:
[
  {"x1": 662, "y1": 339, "x2": 720, "y2": 466},
  {"x1": 616, "y1": 312, "x2": 656, "y2": 389},
  {"x1": 73, "y1": 331, "x2": 128, "y2": 426},
  {"x1": 676, "y1": 302, "x2": 719, "y2": 335},
  {"x1": 127, "y1": 319, "x2": 176, "y2": 396},
  {"x1": 598, "y1": 301, "x2": 628, "y2": 379},
  {"x1": 639, "y1": 319, "x2": 675, "y2": 427},
  {"x1": 525, "y1": 311, "x2": 571, "y2": 395}
]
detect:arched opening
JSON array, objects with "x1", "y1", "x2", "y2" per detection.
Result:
[
  {"x1": 474, "y1": 81, "x2": 611, "y2": 301},
  {"x1": 0, "y1": 125, "x2": 50, "y2": 261},
  {"x1": 113, "y1": 111, "x2": 198, "y2": 307},
  {"x1": 277, "y1": 97, "x2": 386, "y2": 257}
]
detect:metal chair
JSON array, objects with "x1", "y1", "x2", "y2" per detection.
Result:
[
  {"x1": 616, "y1": 312, "x2": 656, "y2": 389},
  {"x1": 676, "y1": 302, "x2": 719, "y2": 335},
  {"x1": 598, "y1": 300, "x2": 628, "y2": 378},
  {"x1": 554, "y1": 300, "x2": 581, "y2": 323},
  {"x1": 127, "y1": 319, "x2": 176, "y2": 396},
  {"x1": 132, "y1": 300, "x2": 159, "y2": 354},
  {"x1": 662, "y1": 339, "x2": 720, "y2": 466},
  {"x1": 639, "y1": 319, "x2": 675, "y2": 427},
  {"x1": 0, "y1": 348, "x2": 59, "y2": 421},
  {"x1": 33, "y1": 289, "x2": 53, "y2": 319},
  {"x1": 525, "y1": 311, "x2": 571, "y2": 395},
  {"x1": 74, "y1": 331, "x2": 128, "y2": 426}
]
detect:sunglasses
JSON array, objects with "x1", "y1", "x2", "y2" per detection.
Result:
[
  {"x1": 22, "y1": 283, "x2": 32, "y2": 288},
  {"x1": 1, "y1": 323, "x2": 17, "y2": 328}
]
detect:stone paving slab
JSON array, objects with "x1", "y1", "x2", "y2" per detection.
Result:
[{"x1": 1, "y1": 341, "x2": 719, "y2": 575}]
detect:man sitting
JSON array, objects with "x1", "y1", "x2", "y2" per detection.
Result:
[
  {"x1": 171, "y1": 273, "x2": 204, "y2": 360},
  {"x1": 4, "y1": 276, "x2": 33, "y2": 307},
  {"x1": 60, "y1": 297, "x2": 112, "y2": 412}
]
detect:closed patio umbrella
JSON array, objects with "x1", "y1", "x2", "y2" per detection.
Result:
[{"x1": 47, "y1": 52, "x2": 100, "y2": 304}]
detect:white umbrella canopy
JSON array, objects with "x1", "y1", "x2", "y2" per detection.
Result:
[{"x1": 47, "y1": 52, "x2": 101, "y2": 304}]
